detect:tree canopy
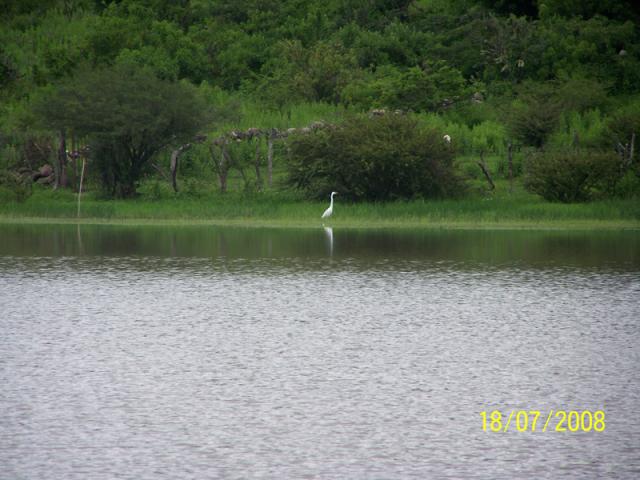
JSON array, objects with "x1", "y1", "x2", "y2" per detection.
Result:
[{"x1": 36, "y1": 64, "x2": 208, "y2": 197}]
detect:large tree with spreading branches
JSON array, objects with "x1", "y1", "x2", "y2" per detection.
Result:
[{"x1": 36, "y1": 64, "x2": 208, "y2": 197}]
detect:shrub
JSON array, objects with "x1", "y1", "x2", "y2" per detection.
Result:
[
  {"x1": 613, "y1": 171, "x2": 640, "y2": 198},
  {"x1": 555, "y1": 78, "x2": 610, "y2": 113},
  {"x1": 180, "y1": 178, "x2": 209, "y2": 198},
  {"x1": 547, "y1": 109, "x2": 608, "y2": 150},
  {"x1": 286, "y1": 114, "x2": 464, "y2": 201},
  {"x1": 138, "y1": 179, "x2": 173, "y2": 201},
  {"x1": 524, "y1": 149, "x2": 623, "y2": 202},
  {"x1": 607, "y1": 97, "x2": 640, "y2": 150},
  {"x1": 0, "y1": 170, "x2": 32, "y2": 202},
  {"x1": 507, "y1": 83, "x2": 563, "y2": 148},
  {"x1": 470, "y1": 120, "x2": 507, "y2": 156}
]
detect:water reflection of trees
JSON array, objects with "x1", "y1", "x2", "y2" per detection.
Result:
[{"x1": 0, "y1": 224, "x2": 638, "y2": 271}]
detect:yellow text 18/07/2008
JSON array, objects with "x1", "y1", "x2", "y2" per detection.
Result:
[{"x1": 480, "y1": 410, "x2": 605, "y2": 433}]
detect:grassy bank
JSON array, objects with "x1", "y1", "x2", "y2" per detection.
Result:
[{"x1": 1, "y1": 186, "x2": 638, "y2": 230}]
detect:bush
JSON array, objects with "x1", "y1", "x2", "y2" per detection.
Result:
[
  {"x1": 0, "y1": 170, "x2": 32, "y2": 202},
  {"x1": 613, "y1": 171, "x2": 640, "y2": 198},
  {"x1": 180, "y1": 178, "x2": 210, "y2": 198},
  {"x1": 470, "y1": 120, "x2": 507, "y2": 156},
  {"x1": 138, "y1": 179, "x2": 173, "y2": 201},
  {"x1": 286, "y1": 114, "x2": 464, "y2": 201},
  {"x1": 524, "y1": 149, "x2": 623, "y2": 202},
  {"x1": 507, "y1": 83, "x2": 563, "y2": 148},
  {"x1": 555, "y1": 78, "x2": 610, "y2": 113},
  {"x1": 547, "y1": 109, "x2": 608, "y2": 150},
  {"x1": 607, "y1": 97, "x2": 640, "y2": 147}
]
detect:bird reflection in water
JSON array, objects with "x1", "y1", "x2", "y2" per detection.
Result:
[{"x1": 323, "y1": 226, "x2": 333, "y2": 257}]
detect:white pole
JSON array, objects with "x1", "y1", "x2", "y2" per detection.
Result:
[{"x1": 77, "y1": 157, "x2": 86, "y2": 218}]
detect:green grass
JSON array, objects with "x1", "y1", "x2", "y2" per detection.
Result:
[{"x1": 1, "y1": 182, "x2": 638, "y2": 230}]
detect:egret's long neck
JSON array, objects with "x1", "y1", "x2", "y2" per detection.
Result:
[{"x1": 330, "y1": 193, "x2": 335, "y2": 208}]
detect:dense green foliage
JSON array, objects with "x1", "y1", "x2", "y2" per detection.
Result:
[
  {"x1": 287, "y1": 115, "x2": 462, "y2": 200},
  {"x1": 1, "y1": 0, "x2": 640, "y2": 206},
  {"x1": 524, "y1": 150, "x2": 623, "y2": 202}
]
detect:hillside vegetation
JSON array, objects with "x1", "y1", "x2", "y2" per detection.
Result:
[{"x1": 1, "y1": 0, "x2": 639, "y2": 216}]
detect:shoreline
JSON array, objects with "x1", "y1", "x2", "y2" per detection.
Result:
[
  {"x1": 1, "y1": 215, "x2": 638, "y2": 231},
  {"x1": 2, "y1": 190, "x2": 638, "y2": 231}
]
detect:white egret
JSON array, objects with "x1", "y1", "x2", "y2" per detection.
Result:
[
  {"x1": 321, "y1": 191, "x2": 338, "y2": 219},
  {"x1": 443, "y1": 134, "x2": 451, "y2": 143}
]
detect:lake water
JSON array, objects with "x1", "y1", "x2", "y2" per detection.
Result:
[{"x1": 1, "y1": 224, "x2": 639, "y2": 479}]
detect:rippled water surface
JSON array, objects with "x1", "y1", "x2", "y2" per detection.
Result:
[{"x1": 1, "y1": 224, "x2": 639, "y2": 479}]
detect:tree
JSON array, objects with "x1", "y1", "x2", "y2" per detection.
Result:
[
  {"x1": 507, "y1": 82, "x2": 563, "y2": 148},
  {"x1": 36, "y1": 64, "x2": 208, "y2": 197}
]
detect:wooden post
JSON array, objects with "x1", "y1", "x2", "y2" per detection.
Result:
[{"x1": 77, "y1": 156, "x2": 86, "y2": 218}]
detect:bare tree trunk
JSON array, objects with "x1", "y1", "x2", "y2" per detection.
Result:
[
  {"x1": 170, "y1": 149, "x2": 180, "y2": 192},
  {"x1": 477, "y1": 151, "x2": 495, "y2": 191},
  {"x1": 507, "y1": 142, "x2": 513, "y2": 193},
  {"x1": 220, "y1": 172, "x2": 228, "y2": 192},
  {"x1": 55, "y1": 130, "x2": 68, "y2": 189},
  {"x1": 267, "y1": 132, "x2": 274, "y2": 188},
  {"x1": 170, "y1": 143, "x2": 191, "y2": 192},
  {"x1": 629, "y1": 132, "x2": 635, "y2": 165}
]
